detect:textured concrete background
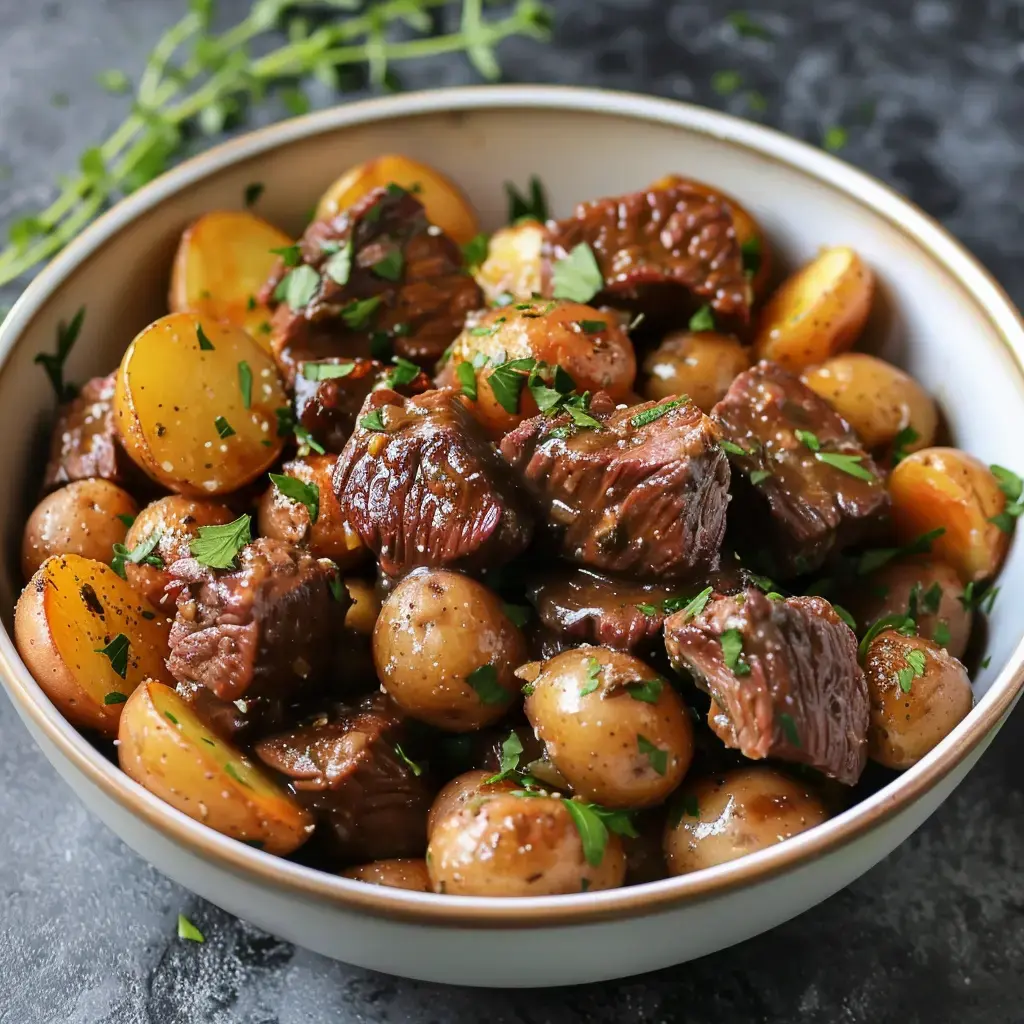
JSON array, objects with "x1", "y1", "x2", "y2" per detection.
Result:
[{"x1": 2, "y1": 1, "x2": 1024, "y2": 1021}]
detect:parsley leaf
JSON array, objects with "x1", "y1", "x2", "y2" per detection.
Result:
[
  {"x1": 243, "y1": 182, "x2": 264, "y2": 208},
  {"x1": 891, "y1": 426, "x2": 919, "y2": 465},
  {"x1": 190, "y1": 514, "x2": 251, "y2": 570},
  {"x1": 858, "y1": 614, "x2": 917, "y2": 661},
  {"x1": 815, "y1": 451, "x2": 876, "y2": 481},
  {"x1": 386, "y1": 357, "x2": 421, "y2": 389},
  {"x1": 269, "y1": 473, "x2": 319, "y2": 525},
  {"x1": 456, "y1": 360, "x2": 478, "y2": 400},
  {"x1": 832, "y1": 604, "x2": 857, "y2": 630},
  {"x1": 276, "y1": 265, "x2": 320, "y2": 309},
  {"x1": 372, "y1": 250, "x2": 404, "y2": 281},
  {"x1": 214, "y1": 415, "x2": 235, "y2": 439},
  {"x1": 394, "y1": 743, "x2": 423, "y2": 777},
  {"x1": 857, "y1": 528, "x2": 946, "y2": 575},
  {"x1": 110, "y1": 529, "x2": 164, "y2": 579},
  {"x1": 486, "y1": 731, "x2": 524, "y2": 783},
  {"x1": 237, "y1": 360, "x2": 252, "y2": 409},
  {"x1": 727, "y1": 11, "x2": 772, "y2": 39},
  {"x1": 341, "y1": 296, "x2": 382, "y2": 329},
  {"x1": 989, "y1": 464, "x2": 1024, "y2": 531},
  {"x1": 580, "y1": 656, "x2": 602, "y2": 696},
  {"x1": 552, "y1": 243, "x2": 603, "y2": 303},
  {"x1": 176, "y1": 914, "x2": 204, "y2": 943},
  {"x1": 270, "y1": 244, "x2": 302, "y2": 267},
  {"x1": 562, "y1": 800, "x2": 636, "y2": 867},
  {"x1": 749, "y1": 468, "x2": 772, "y2": 485},
  {"x1": 897, "y1": 648, "x2": 927, "y2": 692},
  {"x1": 94, "y1": 633, "x2": 130, "y2": 678},
  {"x1": 505, "y1": 175, "x2": 549, "y2": 223},
  {"x1": 196, "y1": 323, "x2": 215, "y2": 351},
  {"x1": 676, "y1": 586, "x2": 712, "y2": 621},
  {"x1": 359, "y1": 409, "x2": 386, "y2": 432},
  {"x1": 933, "y1": 621, "x2": 951, "y2": 647},
  {"x1": 103, "y1": 691, "x2": 128, "y2": 705},
  {"x1": 630, "y1": 398, "x2": 686, "y2": 429},
  {"x1": 823, "y1": 125, "x2": 849, "y2": 152},
  {"x1": 576, "y1": 319, "x2": 608, "y2": 334},
  {"x1": 721, "y1": 628, "x2": 751, "y2": 676},
  {"x1": 720, "y1": 440, "x2": 750, "y2": 456},
  {"x1": 323, "y1": 240, "x2": 353, "y2": 285},
  {"x1": 461, "y1": 233, "x2": 489, "y2": 270},
  {"x1": 688, "y1": 305, "x2": 715, "y2": 332},
  {"x1": 486, "y1": 356, "x2": 536, "y2": 414},
  {"x1": 637, "y1": 734, "x2": 668, "y2": 775},
  {"x1": 502, "y1": 603, "x2": 531, "y2": 628},
  {"x1": 466, "y1": 664, "x2": 508, "y2": 705},
  {"x1": 303, "y1": 361, "x2": 355, "y2": 381},
  {"x1": 795, "y1": 428, "x2": 820, "y2": 452},
  {"x1": 625, "y1": 678, "x2": 664, "y2": 704},
  {"x1": 741, "y1": 235, "x2": 762, "y2": 276}
]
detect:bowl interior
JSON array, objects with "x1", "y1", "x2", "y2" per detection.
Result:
[{"x1": 1, "y1": 92, "x2": 1022, "y2": 917}]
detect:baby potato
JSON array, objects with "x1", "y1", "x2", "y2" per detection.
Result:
[
  {"x1": 864, "y1": 631, "x2": 973, "y2": 770},
  {"x1": 641, "y1": 330, "x2": 750, "y2": 412},
  {"x1": 443, "y1": 300, "x2": 637, "y2": 436},
  {"x1": 14, "y1": 554, "x2": 173, "y2": 737},
  {"x1": 475, "y1": 220, "x2": 545, "y2": 304},
  {"x1": 427, "y1": 768, "x2": 518, "y2": 837},
  {"x1": 169, "y1": 210, "x2": 292, "y2": 349},
  {"x1": 114, "y1": 312, "x2": 287, "y2": 496},
  {"x1": 122, "y1": 496, "x2": 236, "y2": 608},
  {"x1": 523, "y1": 646, "x2": 694, "y2": 809},
  {"x1": 373, "y1": 569, "x2": 527, "y2": 731},
  {"x1": 118, "y1": 681, "x2": 314, "y2": 854},
  {"x1": 341, "y1": 859, "x2": 432, "y2": 892},
  {"x1": 649, "y1": 174, "x2": 772, "y2": 299},
  {"x1": 888, "y1": 447, "x2": 1009, "y2": 583},
  {"x1": 21, "y1": 480, "x2": 138, "y2": 581},
  {"x1": 663, "y1": 766, "x2": 829, "y2": 876},
  {"x1": 841, "y1": 558, "x2": 971, "y2": 660},
  {"x1": 427, "y1": 792, "x2": 626, "y2": 896},
  {"x1": 342, "y1": 576, "x2": 381, "y2": 635},
  {"x1": 753, "y1": 247, "x2": 874, "y2": 370},
  {"x1": 257, "y1": 454, "x2": 365, "y2": 567},
  {"x1": 315, "y1": 154, "x2": 479, "y2": 244},
  {"x1": 801, "y1": 353, "x2": 937, "y2": 452}
]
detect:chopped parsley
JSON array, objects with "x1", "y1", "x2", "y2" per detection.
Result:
[
  {"x1": 116, "y1": 513, "x2": 136, "y2": 528},
  {"x1": 711, "y1": 69, "x2": 742, "y2": 97},
  {"x1": 94, "y1": 633, "x2": 130, "y2": 678},
  {"x1": 858, "y1": 613, "x2": 916, "y2": 662},
  {"x1": 394, "y1": 743, "x2": 423, "y2": 777},
  {"x1": 196, "y1": 323, "x2": 215, "y2": 351},
  {"x1": 576, "y1": 319, "x2": 608, "y2": 334},
  {"x1": 562, "y1": 800, "x2": 637, "y2": 867},
  {"x1": 303, "y1": 361, "x2": 355, "y2": 381},
  {"x1": 720, "y1": 628, "x2": 751, "y2": 676},
  {"x1": 857, "y1": 528, "x2": 945, "y2": 575},
  {"x1": 741, "y1": 235, "x2": 762, "y2": 277},
  {"x1": 243, "y1": 182, "x2": 264, "y2": 207},
  {"x1": 625, "y1": 678, "x2": 664, "y2": 704},
  {"x1": 466, "y1": 664, "x2": 508, "y2": 705},
  {"x1": 455, "y1": 360, "x2": 478, "y2": 400},
  {"x1": 164, "y1": 710, "x2": 179, "y2": 725},
  {"x1": 636, "y1": 603, "x2": 658, "y2": 616},
  {"x1": 749, "y1": 468, "x2": 772, "y2": 485},
  {"x1": 386, "y1": 356, "x2": 421, "y2": 389},
  {"x1": 214, "y1": 415, "x2": 235, "y2": 439},
  {"x1": 35, "y1": 305, "x2": 84, "y2": 401},
  {"x1": 176, "y1": 914, "x2": 204, "y2": 944},
  {"x1": 328, "y1": 571, "x2": 344, "y2": 603},
  {"x1": 580, "y1": 656, "x2": 602, "y2": 696},
  {"x1": 270, "y1": 244, "x2": 302, "y2": 267},
  {"x1": 323, "y1": 240, "x2": 353, "y2": 285},
  {"x1": 293, "y1": 422, "x2": 325, "y2": 455},
  {"x1": 989, "y1": 464, "x2": 1024, "y2": 532},
  {"x1": 933, "y1": 621, "x2": 951, "y2": 647},
  {"x1": 486, "y1": 730, "x2": 524, "y2": 784},
  {"x1": 637, "y1": 734, "x2": 668, "y2": 776},
  {"x1": 111, "y1": 530, "x2": 164, "y2": 579},
  {"x1": 505, "y1": 175, "x2": 549, "y2": 224},
  {"x1": 795, "y1": 428, "x2": 820, "y2": 451},
  {"x1": 372, "y1": 250, "x2": 404, "y2": 281},
  {"x1": 502, "y1": 603, "x2": 531, "y2": 628},
  {"x1": 676, "y1": 586, "x2": 713, "y2": 621},
  {"x1": 720, "y1": 440, "x2": 751, "y2": 456},
  {"x1": 890, "y1": 426, "x2": 919, "y2": 465},
  {"x1": 269, "y1": 473, "x2": 319, "y2": 525},
  {"x1": 727, "y1": 10, "x2": 772, "y2": 39},
  {"x1": 359, "y1": 409, "x2": 386, "y2": 432},
  {"x1": 815, "y1": 451, "x2": 877, "y2": 481},
  {"x1": 461, "y1": 233, "x2": 489, "y2": 269},
  {"x1": 630, "y1": 398, "x2": 686, "y2": 429},
  {"x1": 237, "y1": 360, "x2": 252, "y2": 409},
  {"x1": 341, "y1": 295, "x2": 382, "y2": 329},
  {"x1": 897, "y1": 648, "x2": 927, "y2": 692},
  {"x1": 276, "y1": 265, "x2": 320, "y2": 309},
  {"x1": 832, "y1": 604, "x2": 857, "y2": 630},
  {"x1": 190, "y1": 514, "x2": 251, "y2": 570},
  {"x1": 551, "y1": 242, "x2": 603, "y2": 303},
  {"x1": 486, "y1": 356, "x2": 536, "y2": 414},
  {"x1": 688, "y1": 305, "x2": 715, "y2": 332},
  {"x1": 103, "y1": 691, "x2": 128, "y2": 705}
]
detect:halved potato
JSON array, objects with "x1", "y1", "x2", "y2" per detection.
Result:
[
  {"x1": 114, "y1": 312, "x2": 287, "y2": 496},
  {"x1": 888, "y1": 447, "x2": 1010, "y2": 583},
  {"x1": 14, "y1": 554, "x2": 173, "y2": 737},
  {"x1": 169, "y1": 211, "x2": 292, "y2": 351},
  {"x1": 475, "y1": 220, "x2": 545, "y2": 304},
  {"x1": 753, "y1": 247, "x2": 874, "y2": 370},
  {"x1": 315, "y1": 154, "x2": 479, "y2": 244},
  {"x1": 118, "y1": 681, "x2": 314, "y2": 855}
]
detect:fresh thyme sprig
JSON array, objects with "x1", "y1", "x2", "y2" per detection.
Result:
[{"x1": 0, "y1": 0, "x2": 551, "y2": 288}]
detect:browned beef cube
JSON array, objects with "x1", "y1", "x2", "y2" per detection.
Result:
[
  {"x1": 167, "y1": 539, "x2": 348, "y2": 720},
  {"x1": 334, "y1": 387, "x2": 533, "y2": 578},
  {"x1": 261, "y1": 186, "x2": 482, "y2": 385},
  {"x1": 254, "y1": 696, "x2": 431, "y2": 863},
  {"x1": 541, "y1": 184, "x2": 750, "y2": 323},
  {"x1": 664, "y1": 587, "x2": 869, "y2": 784},
  {"x1": 500, "y1": 394, "x2": 729, "y2": 579},
  {"x1": 293, "y1": 356, "x2": 431, "y2": 453},
  {"x1": 43, "y1": 373, "x2": 134, "y2": 490},
  {"x1": 711, "y1": 361, "x2": 889, "y2": 576}
]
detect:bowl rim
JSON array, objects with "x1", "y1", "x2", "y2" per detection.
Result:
[{"x1": 3, "y1": 83, "x2": 1024, "y2": 929}]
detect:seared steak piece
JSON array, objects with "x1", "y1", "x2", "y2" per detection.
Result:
[
  {"x1": 167, "y1": 538, "x2": 349, "y2": 719},
  {"x1": 500, "y1": 394, "x2": 729, "y2": 578},
  {"x1": 260, "y1": 186, "x2": 482, "y2": 384},
  {"x1": 527, "y1": 566, "x2": 753, "y2": 652},
  {"x1": 43, "y1": 373, "x2": 134, "y2": 490},
  {"x1": 334, "y1": 388, "x2": 534, "y2": 578},
  {"x1": 541, "y1": 184, "x2": 750, "y2": 323},
  {"x1": 293, "y1": 356, "x2": 431, "y2": 453},
  {"x1": 711, "y1": 361, "x2": 889, "y2": 576},
  {"x1": 664, "y1": 587, "x2": 869, "y2": 784},
  {"x1": 255, "y1": 696, "x2": 431, "y2": 863}
]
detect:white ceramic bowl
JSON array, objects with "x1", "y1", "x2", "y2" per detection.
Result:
[{"x1": 1, "y1": 86, "x2": 1023, "y2": 988}]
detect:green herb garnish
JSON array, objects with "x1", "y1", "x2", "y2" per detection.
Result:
[
  {"x1": 486, "y1": 731, "x2": 524, "y2": 784},
  {"x1": 372, "y1": 249, "x2": 404, "y2": 281},
  {"x1": 461, "y1": 233, "x2": 489, "y2": 269},
  {"x1": 580, "y1": 656, "x2": 602, "y2": 696},
  {"x1": 749, "y1": 468, "x2": 772, "y2": 485},
  {"x1": 637, "y1": 734, "x2": 668, "y2": 775},
  {"x1": 630, "y1": 398, "x2": 686, "y2": 429},
  {"x1": 303, "y1": 361, "x2": 355, "y2": 381},
  {"x1": 897, "y1": 648, "x2": 927, "y2": 692},
  {"x1": 103, "y1": 691, "x2": 128, "y2": 705},
  {"x1": 486, "y1": 356, "x2": 536, "y2": 414},
  {"x1": 625, "y1": 678, "x2": 664, "y2": 704},
  {"x1": 94, "y1": 633, "x2": 130, "y2": 679},
  {"x1": 466, "y1": 663, "x2": 507, "y2": 705},
  {"x1": 815, "y1": 451, "x2": 877, "y2": 481},
  {"x1": 394, "y1": 743, "x2": 423, "y2": 777},
  {"x1": 237, "y1": 360, "x2": 252, "y2": 408},
  {"x1": 551, "y1": 242, "x2": 603, "y2": 303},
  {"x1": 277, "y1": 265, "x2": 320, "y2": 309},
  {"x1": 35, "y1": 306, "x2": 84, "y2": 401},
  {"x1": 269, "y1": 473, "x2": 319, "y2": 525},
  {"x1": 505, "y1": 175, "x2": 549, "y2": 224},
  {"x1": 190, "y1": 514, "x2": 251, "y2": 570},
  {"x1": 890, "y1": 426, "x2": 919, "y2": 465},
  {"x1": 386, "y1": 356, "x2": 421, "y2": 389},
  {"x1": 676, "y1": 586, "x2": 713, "y2": 621},
  {"x1": 176, "y1": 914, "x2": 204, "y2": 944},
  {"x1": 214, "y1": 415, "x2": 235, "y2": 439},
  {"x1": 576, "y1": 319, "x2": 607, "y2": 334},
  {"x1": 688, "y1": 305, "x2": 715, "y2": 332},
  {"x1": 324, "y1": 240, "x2": 353, "y2": 286},
  {"x1": 720, "y1": 628, "x2": 751, "y2": 676},
  {"x1": 456, "y1": 360, "x2": 478, "y2": 400},
  {"x1": 243, "y1": 182, "x2": 264, "y2": 208},
  {"x1": 858, "y1": 614, "x2": 917, "y2": 661},
  {"x1": 359, "y1": 409, "x2": 386, "y2": 432}
]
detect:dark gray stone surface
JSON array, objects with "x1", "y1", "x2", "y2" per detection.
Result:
[{"x1": 2, "y1": 1, "x2": 1024, "y2": 1021}]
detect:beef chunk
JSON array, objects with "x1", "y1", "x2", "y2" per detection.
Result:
[
  {"x1": 527, "y1": 566, "x2": 754, "y2": 651},
  {"x1": 167, "y1": 539, "x2": 348, "y2": 720},
  {"x1": 711, "y1": 361, "x2": 889, "y2": 576},
  {"x1": 260, "y1": 186, "x2": 482, "y2": 384},
  {"x1": 500, "y1": 394, "x2": 729, "y2": 578},
  {"x1": 254, "y1": 696, "x2": 431, "y2": 863},
  {"x1": 333, "y1": 387, "x2": 533, "y2": 578},
  {"x1": 664, "y1": 588, "x2": 869, "y2": 784},
  {"x1": 43, "y1": 373, "x2": 134, "y2": 490},
  {"x1": 293, "y1": 356, "x2": 431, "y2": 453},
  {"x1": 541, "y1": 184, "x2": 750, "y2": 323}
]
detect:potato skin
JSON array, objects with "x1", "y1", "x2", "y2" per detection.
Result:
[
  {"x1": 841, "y1": 558, "x2": 971, "y2": 660},
  {"x1": 341, "y1": 859, "x2": 432, "y2": 891},
  {"x1": 427, "y1": 793, "x2": 626, "y2": 896},
  {"x1": 864, "y1": 631, "x2": 973, "y2": 770},
  {"x1": 123, "y1": 496, "x2": 236, "y2": 608},
  {"x1": 441, "y1": 300, "x2": 637, "y2": 436},
  {"x1": 373, "y1": 569, "x2": 527, "y2": 731},
  {"x1": 315, "y1": 154, "x2": 479, "y2": 244},
  {"x1": 753, "y1": 247, "x2": 874, "y2": 370},
  {"x1": 169, "y1": 210, "x2": 291, "y2": 349},
  {"x1": 21, "y1": 480, "x2": 138, "y2": 581},
  {"x1": 641, "y1": 330, "x2": 750, "y2": 412},
  {"x1": 426, "y1": 769, "x2": 518, "y2": 838},
  {"x1": 524, "y1": 646, "x2": 694, "y2": 809},
  {"x1": 663, "y1": 766, "x2": 829, "y2": 875},
  {"x1": 801, "y1": 353, "x2": 937, "y2": 452},
  {"x1": 118, "y1": 681, "x2": 314, "y2": 854},
  {"x1": 342, "y1": 576, "x2": 381, "y2": 635},
  {"x1": 15, "y1": 555, "x2": 173, "y2": 736},
  {"x1": 257, "y1": 454, "x2": 365, "y2": 566},
  {"x1": 114, "y1": 312, "x2": 287, "y2": 496},
  {"x1": 475, "y1": 220, "x2": 544, "y2": 304},
  {"x1": 888, "y1": 447, "x2": 1009, "y2": 583}
]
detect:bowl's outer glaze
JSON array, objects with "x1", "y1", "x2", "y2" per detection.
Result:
[{"x1": 1, "y1": 86, "x2": 1023, "y2": 987}]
